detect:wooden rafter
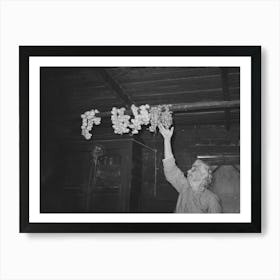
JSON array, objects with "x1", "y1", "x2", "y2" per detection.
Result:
[{"x1": 98, "y1": 69, "x2": 133, "y2": 108}]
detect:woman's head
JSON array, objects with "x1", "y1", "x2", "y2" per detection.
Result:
[{"x1": 187, "y1": 159, "x2": 213, "y2": 191}]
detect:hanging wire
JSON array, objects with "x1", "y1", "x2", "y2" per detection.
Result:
[{"x1": 132, "y1": 139, "x2": 158, "y2": 198}]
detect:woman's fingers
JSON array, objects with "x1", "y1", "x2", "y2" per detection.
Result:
[{"x1": 158, "y1": 123, "x2": 174, "y2": 138}]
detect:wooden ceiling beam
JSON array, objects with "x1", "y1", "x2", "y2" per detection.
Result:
[
  {"x1": 95, "y1": 100, "x2": 240, "y2": 118},
  {"x1": 46, "y1": 105, "x2": 240, "y2": 123},
  {"x1": 98, "y1": 69, "x2": 133, "y2": 108}
]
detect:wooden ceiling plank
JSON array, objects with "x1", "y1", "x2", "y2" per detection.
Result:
[
  {"x1": 132, "y1": 88, "x2": 240, "y2": 105},
  {"x1": 125, "y1": 75, "x2": 222, "y2": 94},
  {"x1": 121, "y1": 74, "x2": 222, "y2": 86},
  {"x1": 113, "y1": 67, "x2": 222, "y2": 83}
]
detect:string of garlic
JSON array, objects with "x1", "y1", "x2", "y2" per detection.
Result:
[{"x1": 81, "y1": 109, "x2": 101, "y2": 140}]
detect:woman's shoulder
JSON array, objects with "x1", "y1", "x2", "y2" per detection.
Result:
[{"x1": 204, "y1": 188, "x2": 221, "y2": 202}]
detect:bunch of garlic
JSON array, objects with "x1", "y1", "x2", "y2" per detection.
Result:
[
  {"x1": 111, "y1": 107, "x2": 131, "y2": 135},
  {"x1": 159, "y1": 105, "x2": 173, "y2": 129},
  {"x1": 129, "y1": 104, "x2": 150, "y2": 134},
  {"x1": 149, "y1": 106, "x2": 162, "y2": 132},
  {"x1": 148, "y1": 105, "x2": 173, "y2": 132},
  {"x1": 81, "y1": 109, "x2": 101, "y2": 140}
]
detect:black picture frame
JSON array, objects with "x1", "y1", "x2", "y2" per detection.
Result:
[{"x1": 20, "y1": 46, "x2": 261, "y2": 233}]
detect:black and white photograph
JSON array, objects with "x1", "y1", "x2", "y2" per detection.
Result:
[
  {"x1": 20, "y1": 46, "x2": 261, "y2": 232},
  {"x1": 41, "y1": 66, "x2": 240, "y2": 214}
]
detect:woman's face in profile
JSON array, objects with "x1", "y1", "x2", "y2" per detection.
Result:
[{"x1": 187, "y1": 160, "x2": 209, "y2": 191}]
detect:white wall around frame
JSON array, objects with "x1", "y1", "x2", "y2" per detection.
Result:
[{"x1": 0, "y1": 1, "x2": 279, "y2": 280}]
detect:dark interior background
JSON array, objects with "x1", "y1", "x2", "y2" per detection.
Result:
[{"x1": 40, "y1": 67, "x2": 240, "y2": 213}]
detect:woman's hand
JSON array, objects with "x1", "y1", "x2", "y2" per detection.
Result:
[{"x1": 159, "y1": 124, "x2": 174, "y2": 140}]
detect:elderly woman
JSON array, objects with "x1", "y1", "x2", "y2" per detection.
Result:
[{"x1": 159, "y1": 124, "x2": 222, "y2": 213}]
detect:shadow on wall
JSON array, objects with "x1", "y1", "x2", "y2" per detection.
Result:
[{"x1": 212, "y1": 165, "x2": 240, "y2": 213}]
